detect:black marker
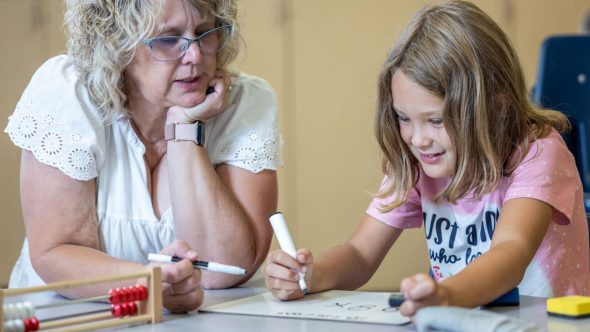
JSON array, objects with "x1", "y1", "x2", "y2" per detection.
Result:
[
  {"x1": 148, "y1": 254, "x2": 247, "y2": 275},
  {"x1": 389, "y1": 293, "x2": 406, "y2": 307}
]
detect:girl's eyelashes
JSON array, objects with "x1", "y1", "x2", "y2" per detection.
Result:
[
  {"x1": 395, "y1": 115, "x2": 443, "y2": 126},
  {"x1": 397, "y1": 115, "x2": 411, "y2": 123},
  {"x1": 430, "y1": 118, "x2": 444, "y2": 126}
]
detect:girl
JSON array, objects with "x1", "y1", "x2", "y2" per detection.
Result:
[{"x1": 263, "y1": 0, "x2": 590, "y2": 316}]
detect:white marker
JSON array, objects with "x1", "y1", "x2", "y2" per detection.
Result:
[
  {"x1": 148, "y1": 254, "x2": 247, "y2": 275},
  {"x1": 269, "y1": 212, "x2": 309, "y2": 295}
]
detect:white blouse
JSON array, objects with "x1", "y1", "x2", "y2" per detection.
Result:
[{"x1": 5, "y1": 55, "x2": 282, "y2": 287}]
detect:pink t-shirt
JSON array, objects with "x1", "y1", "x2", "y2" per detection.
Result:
[{"x1": 367, "y1": 129, "x2": 590, "y2": 297}]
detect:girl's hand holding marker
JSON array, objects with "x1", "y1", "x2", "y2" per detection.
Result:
[{"x1": 265, "y1": 212, "x2": 311, "y2": 300}]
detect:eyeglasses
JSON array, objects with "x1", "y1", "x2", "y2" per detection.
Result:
[{"x1": 143, "y1": 25, "x2": 232, "y2": 61}]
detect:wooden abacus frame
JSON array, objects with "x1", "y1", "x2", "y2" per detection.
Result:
[{"x1": 0, "y1": 267, "x2": 162, "y2": 332}]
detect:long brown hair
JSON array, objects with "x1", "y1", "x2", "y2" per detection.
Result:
[{"x1": 375, "y1": 0, "x2": 569, "y2": 211}]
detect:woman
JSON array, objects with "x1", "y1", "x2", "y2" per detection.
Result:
[{"x1": 4, "y1": 0, "x2": 280, "y2": 312}]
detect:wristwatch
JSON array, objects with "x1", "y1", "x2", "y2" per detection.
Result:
[{"x1": 164, "y1": 121, "x2": 204, "y2": 146}]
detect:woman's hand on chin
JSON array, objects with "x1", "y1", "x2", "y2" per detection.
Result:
[{"x1": 167, "y1": 69, "x2": 233, "y2": 124}]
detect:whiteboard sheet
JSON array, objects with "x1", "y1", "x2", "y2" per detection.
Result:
[{"x1": 200, "y1": 290, "x2": 411, "y2": 325}]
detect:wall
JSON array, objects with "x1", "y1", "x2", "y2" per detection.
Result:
[
  {"x1": 0, "y1": 0, "x2": 66, "y2": 286},
  {"x1": 1, "y1": 0, "x2": 588, "y2": 290}
]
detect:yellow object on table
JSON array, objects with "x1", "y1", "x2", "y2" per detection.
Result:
[{"x1": 547, "y1": 296, "x2": 590, "y2": 318}]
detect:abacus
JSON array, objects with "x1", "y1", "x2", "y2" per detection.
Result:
[{"x1": 0, "y1": 267, "x2": 162, "y2": 332}]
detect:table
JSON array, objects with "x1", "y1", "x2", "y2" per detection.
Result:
[
  {"x1": 155, "y1": 278, "x2": 590, "y2": 332},
  {"x1": 5, "y1": 275, "x2": 590, "y2": 331}
]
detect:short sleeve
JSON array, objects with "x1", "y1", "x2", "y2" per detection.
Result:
[
  {"x1": 504, "y1": 129, "x2": 581, "y2": 225},
  {"x1": 205, "y1": 73, "x2": 283, "y2": 173},
  {"x1": 366, "y1": 176, "x2": 423, "y2": 229},
  {"x1": 4, "y1": 55, "x2": 105, "y2": 181}
]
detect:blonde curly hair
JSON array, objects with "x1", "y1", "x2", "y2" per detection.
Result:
[{"x1": 64, "y1": 0, "x2": 241, "y2": 121}]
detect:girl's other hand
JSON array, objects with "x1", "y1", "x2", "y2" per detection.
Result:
[
  {"x1": 263, "y1": 248, "x2": 313, "y2": 300},
  {"x1": 399, "y1": 273, "x2": 450, "y2": 316},
  {"x1": 156, "y1": 240, "x2": 204, "y2": 313}
]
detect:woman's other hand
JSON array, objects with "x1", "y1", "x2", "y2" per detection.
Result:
[
  {"x1": 157, "y1": 240, "x2": 204, "y2": 313},
  {"x1": 263, "y1": 248, "x2": 313, "y2": 300},
  {"x1": 399, "y1": 273, "x2": 450, "y2": 317},
  {"x1": 167, "y1": 69, "x2": 233, "y2": 123}
]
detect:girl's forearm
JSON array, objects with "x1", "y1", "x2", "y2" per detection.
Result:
[
  {"x1": 312, "y1": 243, "x2": 377, "y2": 292},
  {"x1": 440, "y1": 242, "x2": 530, "y2": 307}
]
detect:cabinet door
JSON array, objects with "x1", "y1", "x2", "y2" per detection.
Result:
[{"x1": 0, "y1": 0, "x2": 65, "y2": 286}]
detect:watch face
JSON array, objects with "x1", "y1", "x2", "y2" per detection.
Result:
[{"x1": 195, "y1": 121, "x2": 204, "y2": 145}]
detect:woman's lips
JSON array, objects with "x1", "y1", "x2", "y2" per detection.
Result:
[{"x1": 174, "y1": 76, "x2": 202, "y2": 90}]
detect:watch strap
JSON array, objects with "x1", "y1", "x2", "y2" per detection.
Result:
[{"x1": 164, "y1": 122, "x2": 204, "y2": 145}]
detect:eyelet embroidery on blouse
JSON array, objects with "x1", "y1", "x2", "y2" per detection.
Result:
[
  {"x1": 40, "y1": 131, "x2": 63, "y2": 156},
  {"x1": 215, "y1": 128, "x2": 282, "y2": 173},
  {"x1": 68, "y1": 148, "x2": 93, "y2": 173},
  {"x1": 5, "y1": 97, "x2": 97, "y2": 181},
  {"x1": 220, "y1": 143, "x2": 233, "y2": 155},
  {"x1": 42, "y1": 114, "x2": 55, "y2": 126},
  {"x1": 18, "y1": 114, "x2": 38, "y2": 141},
  {"x1": 71, "y1": 132, "x2": 82, "y2": 143},
  {"x1": 263, "y1": 137, "x2": 278, "y2": 161},
  {"x1": 234, "y1": 147, "x2": 258, "y2": 165}
]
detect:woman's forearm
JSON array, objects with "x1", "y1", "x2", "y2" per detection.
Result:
[
  {"x1": 166, "y1": 141, "x2": 269, "y2": 288},
  {"x1": 33, "y1": 244, "x2": 144, "y2": 299}
]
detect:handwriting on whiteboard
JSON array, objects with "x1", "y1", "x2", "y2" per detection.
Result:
[{"x1": 201, "y1": 290, "x2": 410, "y2": 325}]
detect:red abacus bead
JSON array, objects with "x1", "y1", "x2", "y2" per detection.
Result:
[
  {"x1": 138, "y1": 285, "x2": 148, "y2": 300},
  {"x1": 119, "y1": 287, "x2": 127, "y2": 303},
  {"x1": 109, "y1": 288, "x2": 117, "y2": 304},
  {"x1": 24, "y1": 318, "x2": 32, "y2": 332},
  {"x1": 111, "y1": 304, "x2": 122, "y2": 317},
  {"x1": 133, "y1": 286, "x2": 142, "y2": 301},
  {"x1": 128, "y1": 287, "x2": 138, "y2": 302},
  {"x1": 117, "y1": 288, "x2": 125, "y2": 304},
  {"x1": 129, "y1": 302, "x2": 138, "y2": 315},
  {"x1": 121, "y1": 303, "x2": 129, "y2": 316},
  {"x1": 120, "y1": 302, "x2": 136, "y2": 316},
  {"x1": 30, "y1": 317, "x2": 39, "y2": 331},
  {"x1": 115, "y1": 288, "x2": 124, "y2": 304},
  {"x1": 119, "y1": 287, "x2": 129, "y2": 303},
  {"x1": 23, "y1": 317, "x2": 39, "y2": 332},
  {"x1": 127, "y1": 303, "x2": 134, "y2": 315},
  {"x1": 118, "y1": 288, "x2": 123, "y2": 304},
  {"x1": 122, "y1": 288, "x2": 129, "y2": 302}
]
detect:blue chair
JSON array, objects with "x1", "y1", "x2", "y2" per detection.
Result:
[{"x1": 532, "y1": 35, "x2": 590, "y2": 212}]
